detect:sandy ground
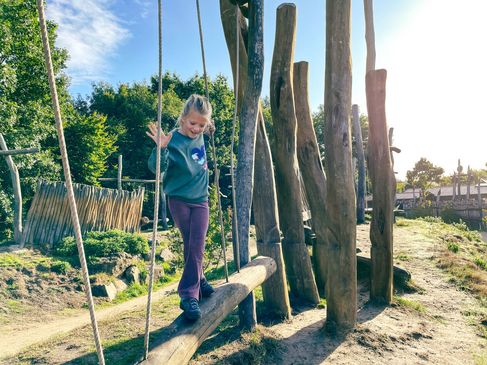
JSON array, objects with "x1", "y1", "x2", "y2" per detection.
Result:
[{"x1": 1, "y1": 225, "x2": 486, "y2": 364}]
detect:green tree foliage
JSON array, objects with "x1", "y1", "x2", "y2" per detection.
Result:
[
  {"x1": 64, "y1": 111, "x2": 116, "y2": 185},
  {"x1": 0, "y1": 0, "x2": 69, "y2": 239},
  {"x1": 406, "y1": 158, "x2": 444, "y2": 195}
]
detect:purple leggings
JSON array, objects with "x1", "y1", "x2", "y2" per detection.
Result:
[{"x1": 168, "y1": 197, "x2": 209, "y2": 300}]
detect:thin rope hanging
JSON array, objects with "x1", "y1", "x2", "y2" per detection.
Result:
[
  {"x1": 229, "y1": 4, "x2": 241, "y2": 272},
  {"x1": 143, "y1": 0, "x2": 164, "y2": 359},
  {"x1": 36, "y1": 1, "x2": 105, "y2": 364},
  {"x1": 195, "y1": 0, "x2": 229, "y2": 281}
]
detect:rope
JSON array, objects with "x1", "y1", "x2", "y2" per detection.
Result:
[
  {"x1": 143, "y1": 0, "x2": 164, "y2": 358},
  {"x1": 36, "y1": 1, "x2": 105, "y2": 364},
  {"x1": 195, "y1": 0, "x2": 229, "y2": 282},
  {"x1": 230, "y1": 5, "x2": 241, "y2": 272}
]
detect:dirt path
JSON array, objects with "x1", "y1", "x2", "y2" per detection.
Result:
[
  {"x1": 0, "y1": 282, "x2": 178, "y2": 360},
  {"x1": 260, "y1": 225, "x2": 486, "y2": 364}
]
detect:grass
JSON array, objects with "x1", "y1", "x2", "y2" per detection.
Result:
[
  {"x1": 393, "y1": 296, "x2": 426, "y2": 314},
  {"x1": 395, "y1": 252, "x2": 411, "y2": 261},
  {"x1": 474, "y1": 353, "x2": 487, "y2": 365},
  {"x1": 409, "y1": 218, "x2": 487, "y2": 304}
]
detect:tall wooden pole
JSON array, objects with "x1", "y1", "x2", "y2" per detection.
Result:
[
  {"x1": 366, "y1": 70, "x2": 395, "y2": 304},
  {"x1": 324, "y1": 0, "x2": 357, "y2": 332},
  {"x1": 220, "y1": 0, "x2": 291, "y2": 319},
  {"x1": 117, "y1": 155, "x2": 123, "y2": 191},
  {"x1": 294, "y1": 61, "x2": 329, "y2": 297},
  {"x1": 352, "y1": 105, "x2": 366, "y2": 224},
  {"x1": 271, "y1": 4, "x2": 319, "y2": 304},
  {"x1": 234, "y1": 0, "x2": 264, "y2": 330},
  {"x1": 0, "y1": 134, "x2": 23, "y2": 244}
]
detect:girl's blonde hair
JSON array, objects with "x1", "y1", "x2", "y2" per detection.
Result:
[{"x1": 177, "y1": 94, "x2": 214, "y2": 132}]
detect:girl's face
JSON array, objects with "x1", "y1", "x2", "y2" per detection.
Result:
[{"x1": 180, "y1": 109, "x2": 209, "y2": 139}]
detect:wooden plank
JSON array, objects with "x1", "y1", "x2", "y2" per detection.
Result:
[
  {"x1": 0, "y1": 147, "x2": 39, "y2": 156},
  {"x1": 139, "y1": 256, "x2": 276, "y2": 365}
]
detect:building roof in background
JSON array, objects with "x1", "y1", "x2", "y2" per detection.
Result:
[{"x1": 396, "y1": 184, "x2": 487, "y2": 200}]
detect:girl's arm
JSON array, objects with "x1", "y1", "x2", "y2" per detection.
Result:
[{"x1": 147, "y1": 122, "x2": 171, "y2": 175}]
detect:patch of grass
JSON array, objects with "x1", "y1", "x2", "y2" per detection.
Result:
[
  {"x1": 474, "y1": 353, "x2": 487, "y2": 365},
  {"x1": 447, "y1": 241, "x2": 460, "y2": 253},
  {"x1": 474, "y1": 256, "x2": 487, "y2": 271},
  {"x1": 6, "y1": 299, "x2": 26, "y2": 314},
  {"x1": 395, "y1": 218, "x2": 410, "y2": 227},
  {"x1": 317, "y1": 298, "x2": 327, "y2": 309},
  {"x1": 393, "y1": 296, "x2": 426, "y2": 313},
  {"x1": 395, "y1": 252, "x2": 411, "y2": 261}
]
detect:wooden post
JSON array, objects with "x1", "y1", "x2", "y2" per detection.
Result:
[
  {"x1": 117, "y1": 155, "x2": 123, "y2": 191},
  {"x1": 0, "y1": 134, "x2": 23, "y2": 244},
  {"x1": 323, "y1": 0, "x2": 357, "y2": 332},
  {"x1": 364, "y1": 0, "x2": 376, "y2": 72},
  {"x1": 352, "y1": 105, "x2": 366, "y2": 224},
  {"x1": 294, "y1": 61, "x2": 329, "y2": 297},
  {"x1": 234, "y1": 0, "x2": 264, "y2": 330},
  {"x1": 270, "y1": 4, "x2": 319, "y2": 304},
  {"x1": 366, "y1": 69, "x2": 395, "y2": 304},
  {"x1": 467, "y1": 166, "x2": 471, "y2": 201},
  {"x1": 220, "y1": 0, "x2": 291, "y2": 319}
]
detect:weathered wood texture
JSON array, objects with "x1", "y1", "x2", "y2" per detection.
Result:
[
  {"x1": 352, "y1": 104, "x2": 366, "y2": 224},
  {"x1": 323, "y1": 0, "x2": 357, "y2": 332},
  {"x1": 234, "y1": 0, "x2": 264, "y2": 330},
  {"x1": 21, "y1": 180, "x2": 145, "y2": 246},
  {"x1": 139, "y1": 256, "x2": 276, "y2": 365},
  {"x1": 294, "y1": 61, "x2": 329, "y2": 297},
  {"x1": 0, "y1": 147, "x2": 39, "y2": 156},
  {"x1": 0, "y1": 134, "x2": 23, "y2": 244},
  {"x1": 270, "y1": 4, "x2": 319, "y2": 304},
  {"x1": 220, "y1": 0, "x2": 291, "y2": 318},
  {"x1": 364, "y1": 0, "x2": 376, "y2": 72},
  {"x1": 356, "y1": 255, "x2": 411, "y2": 289},
  {"x1": 366, "y1": 69, "x2": 396, "y2": 303}
]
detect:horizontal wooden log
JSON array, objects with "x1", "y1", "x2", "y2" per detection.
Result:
[
  {"x1": 356, "y1": 255, "x2": 411, "y2": 288},
  {"x1": 0, "y1": 147, "x2": 39, "y2": 156},
  {"x1": 99, "y1": 178, "x2": 156, "y2": 183},
  {"x1": 139, "y1": 256, "x2": 276, "y2": 365}
]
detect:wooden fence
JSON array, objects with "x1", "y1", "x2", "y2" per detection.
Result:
[{"x1": 21, "y1": 180, "x2": 145, "y2": 246}]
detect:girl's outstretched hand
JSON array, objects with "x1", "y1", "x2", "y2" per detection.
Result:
[{"x1": 146, "y1": 122, "x2": 172, "y2": 148}]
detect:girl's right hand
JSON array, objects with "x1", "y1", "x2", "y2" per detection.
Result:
[{"x1": 146, "y1": 122, "x2": 172, "y2": 148}]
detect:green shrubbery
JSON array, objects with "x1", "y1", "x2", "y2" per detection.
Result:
[{"x1": 54, "y1": 230, "x2": 149, "y2": 265}]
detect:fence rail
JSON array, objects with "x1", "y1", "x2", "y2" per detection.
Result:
[{"x1": 21, "y1": 180, "x2": 145, "y2": 246}]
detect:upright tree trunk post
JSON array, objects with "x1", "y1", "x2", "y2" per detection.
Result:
[
  {"x1": 0, "y1": 134, "x2": 23, "y2": 244},
  {"x1": 364, "y1": 0, "x2": 376, "y2": 72},
  {"x1": 219, "y1": 0, "x2": 291, "y2": 318},
  {"x1": 234, "y1": 0, "x2": 264, "y2": 330},
  {"x1": 467, "y1": 167, "x2": 471, "y2": 201},
  {"x1": 294, "y1": 61, "x2": 329, "y2": 297},
  {"x1": 323, "y1": 0, "x2": 357, "y2": 332},
  {"x1": 270, "y1": 4, "x2": 319, "y2": 304},
  {"x1": 366, "y1": 69, "x2": 395, "y2": 304},
  {"x1": 117, "y1": 155, "x2": 123, "y2": 191},
  {"x1": 352, "y1": 105, "x2": 366, "y2": 224}
]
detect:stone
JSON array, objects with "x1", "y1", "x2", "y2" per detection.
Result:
[
  {"x1": 92, "y1": 282, "x2": 117, "y2": 301},
  {"x1": 158, "y1": 248, "x2": 176, "y2": 263},
  {"x1": 88, "y1": 253, "x2": 137, "y2": 277},
  {"x1": 113, "y1": 278, "x2": 128, "y2": 291},
  {"x1": 124, "y1": 265, "x2": 140, "y2": 285}
]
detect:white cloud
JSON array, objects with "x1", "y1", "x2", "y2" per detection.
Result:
[{"x1": 46, "y1": 0, "x2": 130, "y2": 85}]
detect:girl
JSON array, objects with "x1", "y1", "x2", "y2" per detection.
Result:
[{"x1": 147, "y1": 94, "x2": 215, "y2": 320}]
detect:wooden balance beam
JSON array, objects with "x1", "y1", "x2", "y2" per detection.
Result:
[{"x1": 139, "y1": 256, "x2": 276, "y2": 365}]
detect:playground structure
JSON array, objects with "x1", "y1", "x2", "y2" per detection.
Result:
[{"x1": 3, "y1": 0, "x2": 400, "y2": 363}]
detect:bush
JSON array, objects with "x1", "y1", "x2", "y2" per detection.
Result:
[
  {"x1": 51, "y1": 260, "x2": 72, "y2": 274},
  {"x1": 447, "y1": 241, "x2": 460, "y2": 253},
  {"x1": 54, "y1": 230, "x2": 149, "y2": 265}
]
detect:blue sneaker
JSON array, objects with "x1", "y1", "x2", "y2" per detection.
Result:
[
  {"x1": 180, "y1": 298, "x2": 201, "y2": 320},
  {"x1": 200, "y1": 279, "x2": 215, "y2": 298}
]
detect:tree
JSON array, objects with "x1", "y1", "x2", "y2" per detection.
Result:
[
  {"x1": 406, "y1": 157, "x2": 444, "y2": 195},
  {"x1": 64, "y1": 111, "x2": 116, "y2": 185},
  {"x1": 0, "y1": 0, "x2": 69, "y2": 239}
]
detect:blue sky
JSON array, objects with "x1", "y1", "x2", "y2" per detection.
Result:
[{"x1": 46, "y1": 0, "x2": 487, "y2": 180}]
